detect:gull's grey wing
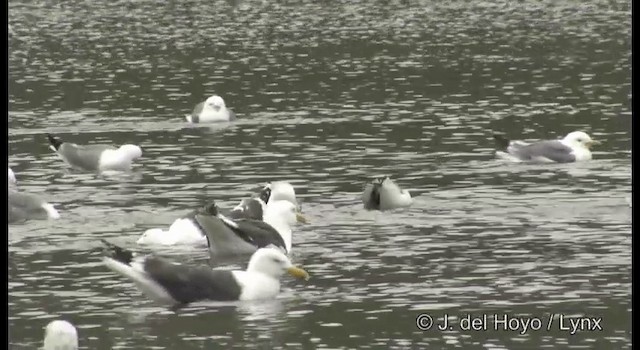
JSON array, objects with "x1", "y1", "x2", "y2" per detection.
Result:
[
  {"x1": 510, "y1": 140, "x2": 576, "y2": 163},
  {"x1": 189, "y1": 102, "x2": 204, "y2": 123},
  {"x1": 59, "y1": 143, "x2": 114, "y2": 170},
  {"x1": 226, "y1": 199, "x2": 264, "y2": 220},
  {"x1": 8, "y1": 190, "x2": 48, "y2": 223}
]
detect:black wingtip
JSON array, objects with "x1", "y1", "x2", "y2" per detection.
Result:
[
  {"x1": 493, "y1": 134, "x2": 511, "y2": 150},
  {"x1": 46, "y1": 133, "x2": 63, "y2": 150},
  {"x1": 101, "y1": 239, "x2": 134, "y2": 265}
]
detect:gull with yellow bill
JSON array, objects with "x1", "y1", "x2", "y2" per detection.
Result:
[
  {"x1": 198, "y1": 199, "x2": 308, "y2": 256},
  {"x1": 101, "y1": 240, "x2": 309, "y2": 308},
  {"x1": 493, "y1": 131, "x2": 600, "y2": 163}
]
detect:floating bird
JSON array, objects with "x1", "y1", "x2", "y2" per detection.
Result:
[
  {"x1": 493, "y1": 131, "x2": 599, "y2": 163},
  {"x1": 186, "y1": 95, "x2": 236, "y2": 123},
  {"x1": 8, "y1": 168, "x2": 60, "y2": 223},
  {"x1": 137, "y1": 182, "x2": 301, "y2": 246},
  {"x1": 201, "y1": 199, "x2": 307, "y2": 256},
  {"x1": 43, "y1": 320, "x2": 78, "y2": 350},
  {"x1": 227, "y1": 181, "x2": 299, "y2": 219},
  {"x1": 362, "y1": 176, "x2": 413, "y2": 211},
  {"x1": 102, "y1": 240, "x2": 309, "y2": 308},
  {"x1": 47, "y1": 133, "x2": 143, "y2": 172}
]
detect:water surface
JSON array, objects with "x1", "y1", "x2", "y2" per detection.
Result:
[{"x1": 9, "y1": 0, "x2": 631, "y2": 348}]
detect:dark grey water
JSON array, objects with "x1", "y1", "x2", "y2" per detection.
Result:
[{"x1": 8, "y1": 0, "x2": 631, "y2": 348}]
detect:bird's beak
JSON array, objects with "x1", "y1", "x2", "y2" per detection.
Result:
[
  {"x1": 287, "y1": 266, "x2": 310, "y2": 281},
  {"x1": 213, "y1": 105, "x2": 221, "y2": 111},
  {"x1": 585, "y1": 140, "x2": 600, "y2": 148},
  {"x1": 296, "y1": 212, "x2": 308, "y2": 224}
]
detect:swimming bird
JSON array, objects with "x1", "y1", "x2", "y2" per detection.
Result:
[
  {"x1": 47, "y1": 133, "x2": 143, "y2": 172},
  {"x1": 493, "y1": 131, "x2": 599, "y2": 163},
  {"x1": 137, "y1": 182, "x2": 300, "y2": 246},
  {"x1": 227, "y1": 181, "x2": 299, "y2": 219},
  {"x1": 186, "y1": 94, "x2": 236, "y2": 123},
  {"x1": 102, "y1": 240, "x2": 309, "y2": 308},
  {"x1": 8, "y1": 168, "x2": 60, "y2": 223},
  {"x1": 362, "y1": 176, "x2": 413, "y2": 211},
  {"x1": 200, "y1": 200, "x2": 307, "y2": 256},
  {"x1": 43, "y1": 320, "x2": 78, "y2": 350}
]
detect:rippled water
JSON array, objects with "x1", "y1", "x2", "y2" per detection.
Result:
[{"x1": 9, "y1": 0, "x2": 631, "y2": 348}]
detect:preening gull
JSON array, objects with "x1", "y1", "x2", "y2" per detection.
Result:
[
  {"x1": 8, "y1": 168, "x2": 60, "y2": 223},
  {"x1": 43, "y1": 320, "x2": 78, "y2": 350},
  {"x1": 102, "y1": 240, "x2": 309, "y2": 307},
  {"x1": 137, "y1": 182, "x2": 301, "y2": 246},
  {"x1": 198, "y1": 199, "x2": 306, "y2": 257},
  {"x1": 47, "y1": 133, "x2": 142, "y2": 172},
  {"x1": 362, "y1": 176, "x2": 413, "y2": 211},
  {"x1": 228, "y1": 181, "x2": 300, "y2": 218},
  {"x1": 186, "y1": 95, "x2": 236, "y2": 123},
  {"x1": 493, "y1": 131, "x2": 599, "y2": 163}
]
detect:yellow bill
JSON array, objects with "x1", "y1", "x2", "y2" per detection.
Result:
[
  {"x1": 585, "y1": 140, "x2": 600, "y2": 148},
  {"x1": 287, "y1": 266, "x2": 310, "y2": 281},
  {"x1": 296, "y1": 212, "x2": 309, "y2": 224}
]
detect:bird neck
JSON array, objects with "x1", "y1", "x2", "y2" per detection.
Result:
[{"x1": 264, "y1": 215, "x2": 292, "y2": 252}]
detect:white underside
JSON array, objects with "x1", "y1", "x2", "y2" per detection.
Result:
[
  {"x1": 231, "y1": 270, "x2": 280, "y2": 301},
  {"x1": 137, "y1": 218, "x2": 207, "y2": 246},
  {"x1": 187, "y1": 108, "x2": 232, "y2": 123},
  {"x1": 103, "y1": 257, "x2": 177, "y2": 305},
  {"x1": 378, "y1": 180, "x2": 413, "y2": 210},
  {"x1": 379, "y1": 191, "x2": 413, "y2": 210}
]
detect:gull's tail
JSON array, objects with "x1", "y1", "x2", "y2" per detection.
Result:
[
  {"x1": 46, "y1": 133, "x2": 63, "y2": 151},
  {"x1": 101, "y1": 239, "x2": 134, "y2": 265}
]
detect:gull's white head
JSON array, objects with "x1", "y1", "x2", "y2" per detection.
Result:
[
  {"x1": 8, "y1": 168, "x2": 16, "y2": 187},
  {"x1": 205, "y1": 95, "x2": 226, "y2": 112},
  {"x1": 262, "y1": 181, "x2": 298, "y2": 207},
  {"x1": 119, "y1": 144, "x2": 143, "y2": 160},
  {"x1": 247, "y1": 247, "x2": 309, "y2": 280},
  {"x1": 562, "y1": 131, "x2": 599, "y2": 150},
  {"x1": 43, "y1": 320, "x2": 78, "y2": 350}
]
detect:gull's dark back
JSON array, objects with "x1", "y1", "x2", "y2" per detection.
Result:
[
  {"x1": 143, "y1": 256, "x2": 242, "y2": 304},
  {"x1": 227, "y1": 199, "x2": 264, "y2": 220}
]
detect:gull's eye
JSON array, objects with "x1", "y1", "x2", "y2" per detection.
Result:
[{"x1": 271, "y1": 257, "x2": 281, "y2": 264}]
